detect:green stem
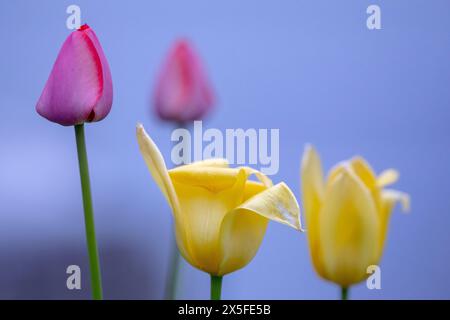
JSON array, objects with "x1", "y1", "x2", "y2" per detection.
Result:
[
  {"x1": 341, "y1": 286, "x2": 349, "y2": 300},
  {"x1": 74, "y1": 124, "x2": 103, "y2": 300},
  {"x1": 165, "y1": 235, "x2": 181, "y2": 299},
  {"x1": 164, "y1": 122, "x2": 189, "y2": 299},
  {"x1": 210, "y1": 275, "x2": 223, "y2": 300}
]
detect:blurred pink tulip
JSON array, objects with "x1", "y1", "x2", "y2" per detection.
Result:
[
  {"x1": 153, "y1": 39, "x2": 214, "y2": 123},
  {"x1": 36, "y1": 24, "x2": 113, "y2": 126}
]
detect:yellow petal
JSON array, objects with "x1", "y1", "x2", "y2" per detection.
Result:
[
  {"x1": 319, "y1": 169, "x2": 379, "y2": 287},
  {"x1": 217, "y1": 182, "x2": 302, "y2": 275},
  {"x1": 168, "y1": 161, "x2": 278, "y2": 275},
  {"x1": 377, "y1": 169, "x2": 399, "y2": 187},
  {"x1": 135, "y1": 124, "x2": 194, "y2": 265},
  {"x1": 383, "y1": 190, "x2": 410, "y2": 213},
  {"x1": 301, "y1": 145, "x2": 326, "y2": 277},
  {"x1": 136, "y1": 124, "x2": 179, "y2": 212},
  {"x1": 169, "y1": 162, "x2": 274, "y2": 193},
  {"x1": 348, "y1": 157, "x2": 383, "y2": 213},
  {"x1": 169, "y1": 167, "x2": 241, "y2": 192},
  {"x1": 243, "y1": 181, "x2": 267, "y2": 201},
  {"x1": 171, "y1": 168, "x2": 248, "y2": 274},
  {"x1": 327, "y1": 162, "x2": 348, "y2": 185},
  {"x1": 375, "y1": 189, "x2": 410, "y2": 261},
  {"x1": 217, "y1": 209, "x2": 268, "y2": 276},
  {"x1": 239, "y1": 182, "x2": 302, "y2": 230},
  {"x1": 242, "y1": 166, "x2": 274, "y2": 188},
  {"x1": 173, "y1": 158, "x2": 230, "y2": 169},
  {"x1": 301, "y1": 145, "x2": 325, "y2": 219},
  {"x1": 349, "y1": 156, "x2": 377, "y2": 190}
]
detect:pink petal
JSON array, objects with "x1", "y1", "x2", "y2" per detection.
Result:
[{"x1": 154, "y1": 39, "x2": 214, "y2": 123}]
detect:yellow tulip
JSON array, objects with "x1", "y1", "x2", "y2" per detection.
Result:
[
  {"x1": 136, "y1": 124, "x2": 302, "y2": 277},
  {"x1": 301, "y1": 145, "x2": 409, "y2": 289}
]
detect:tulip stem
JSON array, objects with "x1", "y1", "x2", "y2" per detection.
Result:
[
  {"x1": 210, "y1": 275, "x2": 223, "y2": 300},
  {"x1": 164, "y1": 122, "x2": 189, "y2": 300},
  {"x1": 74, "y1": 124, "x2": 103, "y2": 300},
  {"x1": 165, "y1": 236, "x2": 181, "y2": 299},
  {"x1": 341, "y1": 287, "x2": 349, "y2": 300}
]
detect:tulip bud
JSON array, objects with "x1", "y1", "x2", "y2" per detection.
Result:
[
  {"x1": 153, "y1": 39, "x2": 214, "y2": 123},
  {"x1": 301, "y1": 145, "x2": 410, "y2": 288},
  {"x1": 36, "y1": 24, "x2": 113, "y2": 126}
]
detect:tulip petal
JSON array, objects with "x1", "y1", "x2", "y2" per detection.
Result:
[
  {"x1": 136, "y1": 124, "x2": 179, "y2": 211},
  {"x1": 243, "y1": 181, "x2": 267, "y2": 201},
  {"x1": 375, "y1": 189, "x2": 410, "y2": 261},
  {"x1": 377, "y1": 169, "x2": 399, "y2": 187},
  {"x1": 382, "y1": 189, "x2": 410, "y2": 213},
  {"x1": 236, "y1": 182, "x2": 302, "y2": 230},
  {"x1": 301, "y1": 145, "x2": 327, "y2": 277},
  {"x1": 136, "y1": 124, "x2": 194, "y2": 264},
  {"x1": 242, "y1": 167, "x2": 273, "y2": 188},
  {"x1": 319, "y1": 169, "x2": 379, "y2": 287},
  {"x1": 217, "y1": 209, "x2": 268, "y2": 276},
  {"x1": 349, "y1": 156, "x2": 378, "y2": 189},
  {"x1": 171, "y1": 168, "x2": 248, "y2": 273},
  {"x1": 301, "y1": 145, "x2": 325, "y2": 219},
  {"x1": 348, "y1": 157, "x2": 383, "y2": 213},
  {"x1": 83, "y1": 26, "x2": 113, "y2": 122},
  {"x1": 168, "y1": 162, "x2": 272, "y2": 192},
  {"x1": 169, "y1": 167, "x2": 242, "y2": 192},
  {"x1": 217, "y1": 182, "x2": 301, "y2": 275},
  {"x1": 178, "y1": 158, "x2": 229, "y2": 168}
]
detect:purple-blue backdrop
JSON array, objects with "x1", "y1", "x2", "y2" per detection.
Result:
[{"x1": 0, "y1": 0, "x2": 449, "y2": 299}]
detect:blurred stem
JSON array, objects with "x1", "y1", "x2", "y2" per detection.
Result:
[
  {"x1": 74, "y1": 124, "x2": 103, "y2": 300},
  {"x1": 164, "y1": 122, "x2": 188, "y2": 300},
  {"x1": 165, "y1": 234, "x2": 181, "y2": 299},
  {"x1": 210, "y1": 275, "x2": 223, "y2": 300},
  {"x1": 341, "y1": 287, "x2": 349, "y2": 300}
]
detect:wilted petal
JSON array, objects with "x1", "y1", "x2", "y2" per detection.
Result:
[
  {"x1": 218, "y1": 182, "x2": 301, "y2": 275},
  {"x1": 235, "y1": 182, "x2": 302, "y2": 230}
]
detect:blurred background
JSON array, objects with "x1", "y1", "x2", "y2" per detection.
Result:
[{"x1": 0, "y1": 0, "x2": 449, "y2": 299}]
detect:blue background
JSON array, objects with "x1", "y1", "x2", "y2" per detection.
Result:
[{"x1": 0, "y1": 0, "x2": 449, "y2": 299}]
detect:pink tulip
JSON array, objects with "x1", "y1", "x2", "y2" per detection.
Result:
[
  {"x1": 36, "y1": 24, "x2": 113, "y2": 126},
  {"x1": 153, "y1": 39, "x2": 214, "y2": 123}
]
